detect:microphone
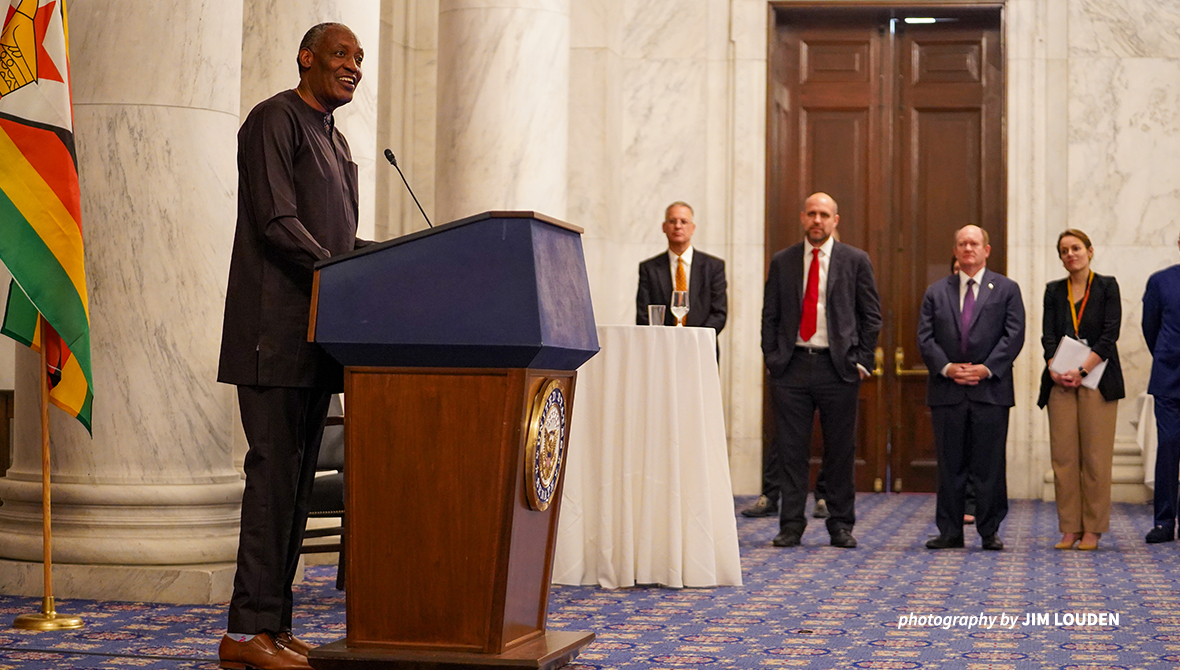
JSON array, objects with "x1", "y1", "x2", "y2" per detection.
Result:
[{"x1": 384, "y1": 149, "x2": 433, "y2": 228}]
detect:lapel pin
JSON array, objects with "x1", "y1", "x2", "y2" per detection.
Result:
[{"x1": 988, "y1": 282, "x2": 994, "y2": 290}]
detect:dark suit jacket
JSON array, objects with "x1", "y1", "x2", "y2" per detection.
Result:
[
  {"x1": 761, "y1": 241, "x2": 881, "y2": 384},
  {"x1": 917, "y1": 269, "x2": 1025, "y2": 407},
  {"x1": 1037, "y1": 273, "x2": 1125, "y2": 407},
  {"x1": 1144, "y1": 263, "x2": 1180, "y2": 399},
  {"x1": 635, "y1": 249, "x2": 728, "y2": 332}
]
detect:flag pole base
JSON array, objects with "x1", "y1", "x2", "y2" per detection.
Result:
[{"x1": 13, "y1": 597, "x2": 83, "y2": 631}]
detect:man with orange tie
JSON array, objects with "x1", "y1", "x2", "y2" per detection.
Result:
[
  {"x1": 636, "y1": 202, "x2": 728, "y2": 335},
  {"x1": 761, "y1": 193, "x2": 881, "y2": 548}
]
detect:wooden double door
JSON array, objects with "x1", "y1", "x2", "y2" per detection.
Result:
[{"x1": 764, "y1": 5, "x2": 1005, "y2": 493}]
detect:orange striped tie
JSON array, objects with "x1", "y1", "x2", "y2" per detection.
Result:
[{"x1": 675, "y1": 257, "x2": 687, "y2": 325}]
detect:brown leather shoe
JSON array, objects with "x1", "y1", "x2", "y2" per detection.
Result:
[
  {"x1": 274, "y1": 631, "x2": 313, "y2": 656},
  {"x1": 219, "y1": 633, "x2": 311, "y2": 670}
]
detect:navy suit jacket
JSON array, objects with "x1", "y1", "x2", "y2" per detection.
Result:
[
  {"x1": 761, "y1": 241, "x2": 881, "y2": 384},
  {"x1": 917, "y1": 269, "x2": 1025, "y2": 407},
  {"x1": 635, "y1": 249, "x2": 728, "y2": 332},
  {"x1": 1144, "y1": 263, "x2": 1180, "y2": 399}
]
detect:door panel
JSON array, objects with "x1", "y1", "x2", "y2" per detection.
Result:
[
  {"x1": 766, "y1": 7, "x2": 1004, "y2": 494},
  {"x1": 892, "y1": 18, "x2": 1005, "y2": 493}
]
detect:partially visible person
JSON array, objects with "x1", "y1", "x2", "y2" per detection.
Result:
[
  {"x1": 742, "y1": 461, "x2": 829, "y2": 519},
  {"x1": 761, "y1": 192, "x2": 881, "y2": 549},
  {"x1": 636, "y1": 201, "x2": 728, "y2": 334},
  {"x1": 217, "y1": 22, "x2": 372, "y2": 670},
  {"x1": 1143, "y1": 232, "x2": 1180, "y2": 544},
  {"x1": 1039, "y1": 230, "x2": 1124, "y2": 551},
  {"x1": 918, "y1": 225, "x2": 1025, "y2": 551}
]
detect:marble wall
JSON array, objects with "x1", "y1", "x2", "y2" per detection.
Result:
[
  {"x1": 435, "y1": 0, "x2": 571, "y2": 222},
  {"x1": 377, "y1": 0, "x2": 439, "y2": 239},
  {"x1": 1066, "y1": 0, "x2": 1180, "y2": 403}
]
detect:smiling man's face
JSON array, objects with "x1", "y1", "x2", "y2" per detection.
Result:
[{"x1": 298, "y1": 25, "x2": 363, "y2": 113}]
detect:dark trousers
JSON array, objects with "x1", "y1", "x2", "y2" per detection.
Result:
[
  {"x1": 1153, "y1": 396, "x2": 1180, "y2": 527},
  {"x1": 771, "y1": 351, "x2": 859, "y2": 536},
  {"x1": 760, "y1": 441, "x2": 827, "y2": 504},
  {"x1": 931, "y1": 401, "x2": 1010, "y2": 538},
  {"x1": 228, "y1": 385, "x2": 332, "y2": 634}
]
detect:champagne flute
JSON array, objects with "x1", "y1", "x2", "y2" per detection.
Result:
[{"x1": 670, "y1": 290, "x2": 689, "y2": 327}]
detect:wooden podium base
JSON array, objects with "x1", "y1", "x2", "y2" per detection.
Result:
[{"x1": 309, "y1": 631, "x2": 596, "y2": 670}]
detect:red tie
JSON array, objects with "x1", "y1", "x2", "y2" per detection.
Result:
[{"x1": 800, "y1": 248, "x2": 820, "y2": 341}]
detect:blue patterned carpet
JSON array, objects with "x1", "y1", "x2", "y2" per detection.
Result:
[{"x1": 0, "y1": 494, "x2": 1178, "y2": 669}]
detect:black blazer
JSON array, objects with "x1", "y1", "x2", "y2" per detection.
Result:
[
  {"x1": 635, "y1": 249, "x2": 728, "y2": 332},
  {"x1": 917, "y1": 270, "x2": 1026, "y2": 407},
  {"x1": 760, "y1": 241, "x2": 881, "y2": 383},
  {"x1": 1037, "y1": 273, "x2": 1125, "y2": 407}
]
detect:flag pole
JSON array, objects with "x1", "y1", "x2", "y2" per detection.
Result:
[{"x1": 12, "y1": 316, "x2": 82, "y2": 631}]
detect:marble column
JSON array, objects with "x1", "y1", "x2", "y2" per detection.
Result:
[
  {"x1": 0, "y1": 0, "x2": 246, "y2": 603},
  {"x1": 242, "y1": 0, "x2": 382, "y2": 240},
  {"x1": 377, "y1": 0, "x2": 438, "y2": 240},
  {"x1": 435, "y1": 0, "x2": 570, "y2": 223}
]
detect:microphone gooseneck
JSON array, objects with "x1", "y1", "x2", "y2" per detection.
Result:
[{"x1": 383, "y1": 148, "x2": 432, "y2": 228}]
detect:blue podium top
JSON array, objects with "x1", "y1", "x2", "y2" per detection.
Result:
[{"x1": 312, "y1": 211, "x2": 599, "y2": 371}]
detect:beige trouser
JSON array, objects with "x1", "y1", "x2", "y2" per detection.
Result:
[{"x1": 1048, "y1": 385, "x2": 1118, "y2": 533}]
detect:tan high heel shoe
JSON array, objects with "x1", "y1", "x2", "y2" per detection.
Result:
[
  {"x1": 1077, "y1": 532, "x2": 1101, "y2": 551},
  {"x1": 1055, "y1": 533, "x2": 1080, "y2": 550}
]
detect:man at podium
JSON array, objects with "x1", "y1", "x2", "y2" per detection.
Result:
[
  {"x1": 216, "y1": 22, "x2": 371, "y2": 670},
  {"x1": 635, "y1": 201, "x2": 728, "y2": 333}
]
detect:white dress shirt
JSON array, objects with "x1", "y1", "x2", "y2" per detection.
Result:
[{"x1": 959, "y1": 266, "x2": 986, "y2": 309}]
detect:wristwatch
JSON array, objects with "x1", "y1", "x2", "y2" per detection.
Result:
[{"x1": 1078, "y1": 366, "x2": 1088, "y2": 378}]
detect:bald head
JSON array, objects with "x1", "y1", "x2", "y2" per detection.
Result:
[
  {"x1": 804, "y1": 192, "x2": 838, "y2": 215},
  {"x1": 800, "y1": 192, "x2": 840, "y2": 246}
]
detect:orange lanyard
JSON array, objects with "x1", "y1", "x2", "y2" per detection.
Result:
[{"x1": 1067, "y1": 271, "x2": 1093, "y2": 338}]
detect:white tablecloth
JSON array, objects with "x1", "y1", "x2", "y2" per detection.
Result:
[
  {"x1": 552, "y1": 325, "x2": 742, "y2": 588},
  {"x1": 1135, "y1": 392, "x2": 1157, "y2": 489}
]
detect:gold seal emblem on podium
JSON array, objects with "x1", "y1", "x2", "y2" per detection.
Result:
[{"x1": 525, "y1": 379, "x2": 567, "y2": 511}]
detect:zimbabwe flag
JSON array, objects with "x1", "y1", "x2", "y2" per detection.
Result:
[{"x1": 0, "y1": 0, "x2": 92, "y2": 433}]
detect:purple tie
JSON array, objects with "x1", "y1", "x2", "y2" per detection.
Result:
[{"x1": 960, "y1": 278, "x2": 976, "y2": 357}]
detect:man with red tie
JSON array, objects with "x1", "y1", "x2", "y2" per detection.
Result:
[{"x1": 760, "y1": 193, "x2": 881, "y2": 548}]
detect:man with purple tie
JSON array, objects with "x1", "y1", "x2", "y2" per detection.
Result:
[{"x1": 917, "y1": 225, "x2": 1025, "y2": 551}]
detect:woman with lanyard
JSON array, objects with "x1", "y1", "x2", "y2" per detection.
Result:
[{"x1": 1038, "y1": 229, "x2": 1125, "y2": 550}]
